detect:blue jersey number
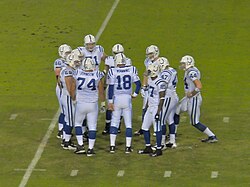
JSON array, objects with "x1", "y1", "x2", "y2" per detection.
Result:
[
  {"x1": 172, "y1": 76, "x2": 177, "y2": 88},
  {"x1": 77, "y1": 77, "x2": 96, "y2": 91},
  {"x1": 116, "y1": 75, "x2": 131, "y2": 90},
  {"x1": 85, "y1": 56, "x2": 98, "y2": 65},
  {"x1": 149, "y1": 86, "x2": 155, "y2": 97},
  {"x1": 184, "y1": 78, "x2": 188, "y2": 89}
]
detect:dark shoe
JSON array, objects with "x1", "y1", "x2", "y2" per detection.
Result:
[
  {"x1": 74, "y1": 144, "x2": 86, "y2": 154},
  {"x1": 201, "y1": 136, "x2": 218, "y2": 143},
  {"x1": 110, "y1": 146, "x2": 116, "y2": 153},
  {"x1": 165, "y1": 142, "x2": 177, "y2": 148},
  {"x1": 150, "y1": 149, "x2": 163, "y2": 157},
  {"x1": 86, "y1": 149, "x2": 95, "y2": 156},
  {"x1": 138, "y1": 146, "x2": 153, "y2": 154},
  {"x1": 57, "y1": 130, "x2": 63, "y2": 139},
  {"x1": 134, "y1": 129, "x2": 143, "y2": 136},
  {"x1": 125, "y1": 147, "x2": 133, "y2": 154},
  {"x1": 63, "y1": 140, "x2": 76, "y2": 150}
]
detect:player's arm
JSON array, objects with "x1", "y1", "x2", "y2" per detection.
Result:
[
  {"x1": 98, "y1": 80, "x2": 105, "y2": 102},
  {"x1": 65, "y1": 76, "x2": 76, "y2": 101},
  {"x1": 187, "y1": 72, "x2": 202, "y2": 98},
  {"x1": 103, "y1": 64, "x2": 109, "y2": 89},
  {"x1": 55, "y1": 68, "x2": 61, "y2": 87},
  {"x1": 101, "y1": 52, "x2": 108, "y2": 61},
  {"x1": 157, "y1": 91, "x2": 165, "y2": 114}
]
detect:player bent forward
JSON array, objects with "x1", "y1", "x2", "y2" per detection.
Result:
[
  {"x1": 138, "y1": 63, "x2": 166, "y2": 157},
  {"x1": 176, "y1": 55, "x2": 218, "y2": 143}
]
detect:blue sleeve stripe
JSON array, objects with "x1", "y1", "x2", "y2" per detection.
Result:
[
  {"x1": 108, "y1": 85, "x2": 114, "y2": 100},
  {"x1": 134, "y1": 80, "x2": 141, "y2": 94}
]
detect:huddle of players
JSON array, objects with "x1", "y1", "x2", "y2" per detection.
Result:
[{"x1": 54, "y1": 34, "x2": 218, "y2": 157}]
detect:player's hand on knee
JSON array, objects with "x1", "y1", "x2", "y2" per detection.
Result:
[
  {"x1": 99, "y1": 101, "x2": 106, "y2": 113},
  {"x1": 131, "y1": 92, "x2": 138, "y2": 98},
  {"x1": 72, "y1": 99, "x2": 77, "y2": 105},
  {"x1": 186, "y1": 92, "x2": 193, "y2": 98},
  {"x1": 155, "y1": 113, "x2": 160, "y2": 121},
  {"x1": 108, "y1": 103, "x2": 114, "y2": 111}
]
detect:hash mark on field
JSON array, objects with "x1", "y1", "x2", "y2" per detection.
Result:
[
  {"x1": 14, "y1": 169, "x2": 46, "y2": 172},
  {"x1": 223, "y1": 117, "x2": 230, "y2": 123},
  {"x1": 117, "y1": 170, "x2": 125, "y2": 177},
  {"x1": 10, "y1": 114, "x2": 18, "y2": 120},
  {"x1": 70, "y1": 170, "x2": 79, "y2": 177},
  {"x1": 211, "y1": 171, "x2": 218, "y2": 178},
  {"x1": 40, "y1": 118, "x2": 53, "y2": 121},
  {"x1": 164, "y1": 171, "x2": 172, "y2": 178}
]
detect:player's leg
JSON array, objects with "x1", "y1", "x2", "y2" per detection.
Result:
[
  {"x1": 166, "y1": 96, "x2": 178, "y2": 148},
  {"x1": 74, "y1": 102, "x2": 86, "y2": 154},
  {"x1": 122, "y1": 100, "x2": 133, "y2": 153},
  {"x1": 86, "y1": 102, "x2": 98, "y2": 156},
  {"x1": 174, "y1": 96, "x2": 188, "y2": 134},
  {"x1": 109, "y1": 103, "x2": 122, "y2": 153},
  {"x1": 188, "y1": 95, "x2": 217, "y2": 143},
  {"x1": 56, "y1": 85, "x2": 64, "y2": 139},
  {"x1": 103, "y1": 87, "x2": 112, "y2": 135},
  {"x1": 151, "y1": 107, "x2": 162, "y2": 157},
  {"x1": 160, "y1": 97, "x2": 170, "y2": 147},
  {"x1": 62, "y1": 95, "x2": 76, "y2": 150},
  {"x1": 138, "y1": 108, "x2": 153, "y2": 154}
]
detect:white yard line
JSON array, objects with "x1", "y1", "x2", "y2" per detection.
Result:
[
  {"x1": 14, "y1": 169, "x2": 46, "y2": 172},
  {"x1": 95, "y1": 0, "x2": 120, "y2": 42},
  {"x1": 70, "y1": 170, "x2": 79, "y2": 177},
  {"x1": 9, "y1": 114, "x2": 18, "y2": 120},
  {"x1": 223, "y1": 117, "x2": 230, "y2": 123},
  {"x1": 40, "y1": 118, "x2": 53, "y2": 121},
  {"x1": 18, "y1": 1, "x2": 120, "y2": 186},
  {"x1": 211, "y1": 171, "x2": 218, "y2": 178},
  {"x1": 164, "y1": 171, "x2": 172, "y2": 178},
  {"x1": 117, "y1": 170, "x2": 125, "y2": 177}
]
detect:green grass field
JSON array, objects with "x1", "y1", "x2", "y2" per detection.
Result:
[{"x1": 0, "y1": 0, "x2": 250, "y2": 186}]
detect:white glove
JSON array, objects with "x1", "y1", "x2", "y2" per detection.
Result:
[{"x1": 99, "y1": 101, "x2": 106, "y2": 113}]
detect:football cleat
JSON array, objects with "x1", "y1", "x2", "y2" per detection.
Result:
[
  {"x1": 165, "y1": 142, "x2": 177, "y2": 148},
  {"x1": 102, "y1": 129, "x2": 109, "y2": 135},
  {"x1": 152, "y1": 144, "x2": 167, "y2": 151},
  {"x1": 63, "y1": 140, "x2": 76, "y2": 150},
  {"x1": 74, "y1": 144, "x2": 86, "y2": 154},
  {"x1": 150, "y1": 149, "x2": 163, "y2": 157},
  {"x1": 201, "y1": 136, "x2": 218, "y2": 143},
  {"x1": 56, "y1": 130, "x2": 63, "y2": 139},
  {"x1": 61, "y1": 139, "x2": 65, "y2": 147},
  {"x1": 110, "y1": 146, "x2": 116, "y2": 153},
  {"x1": 86, "y1": 149, "x2": 95, "y2": 157},
  {"x1": 134, "y1": 129, "x2": 143, "y2": 136},
  {"x1": 138, "y1": 146, "x2": 153, "y2": 154},
  {"x1": 125, "y1": 147, "x2": 133, "y2": 154}
]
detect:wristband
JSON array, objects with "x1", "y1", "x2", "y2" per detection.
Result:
[
  {"x1": 108, "y1": 99, "x2": 113, "y2": 104},
  {"x1": 194, "y1": 88, "x2": 200, "y2": 92}
]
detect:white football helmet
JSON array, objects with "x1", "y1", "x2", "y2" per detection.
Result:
[
  {"x1": 71, "y1": 48, "x2": 84, "y2": 60},
  {"x1": 112, "y1": 44, "x2": 124, "y2": 55},
  {"x1": 82, "y1": 58, "x2": 96, "y2": 71},
  {"x1": 114, "y1": 53, "x2": 126, "y2": 67},
  {"x1": 147, "y1": 63, "x2": 160, "y2": 78},
  {"x1": 146, "y1": 45, "x2": 159, "y2": 61},
  {"x1": 66, "y1": 52, "x2": 81, "y2": 69},
  {"x1": 84, "y1": 34, "x2": 96, "y2": 52},
  {"x1": 180, "y1": 55, "x2": 195, "y2": 70},
  {"x1": 157, "y1": 57, "x2": 170, "y2": 71},
  {"x1": 58, "y1": 44, "x2": 72, "y2": 59}
]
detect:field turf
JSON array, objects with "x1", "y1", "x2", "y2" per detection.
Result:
[{"x1": 0, "y1": 0, "x2": 249, "y2": 186}]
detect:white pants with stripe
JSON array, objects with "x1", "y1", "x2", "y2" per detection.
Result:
[
  {"x1": 75, "y1": 102, "x2": 98, "y2": 131},
  {"x1": 60, "y1": 94, "x2": 75, "y2": 127},
  {"x1": 160, "y1": 94, "x2": 179, "y2": 125},
  {"x1": 141, "y1": 106, "x2": 161, "y2": 132},
  {"x1": 56, "y1": 84, "x2": 64, "y2": 114},
  {"x1": 111, "y1": 94, "x2": 132, "y2": 129},
  {"x1": 187, "y1": 94, "x2": 202, "y2": 125}
]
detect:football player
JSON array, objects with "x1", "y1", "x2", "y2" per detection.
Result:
[
  {"x1": 59, "y1": 52, "x2": 79, "y2": 150},
  {"x1": 178, "y1": 55, "x2": 218, "y2": 143},
  {"x1": 108, "y1": 53, "x2": 141, "y2": 154},
  {"x1": 134, "y1": 45, "x2": 160, "y2": 136},
  {"x1": 54, "y1": 44, "x2": 72, "y2": 139},
  {"x1": 78, "y1": 34, "x2": 107, "y2": 69},
  {"x1": 102, "y1": 44, "x2": 132, "y2": 135},
  {"x1": 138, "y1": 63, "x2": 166, "y2": 157},
  {"x1": 74, "y1": 58, "x2": 105, "y2": 156},
  {"x1": 157, "y1": 57, "x2": 178, "y2": 149}
]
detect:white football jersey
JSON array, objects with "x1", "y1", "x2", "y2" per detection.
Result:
[
  {"x1": 75, "y1": 69, "x2": 104, "y2": 103},
  {"x1": 184, "y1": 67, "x2": 201, "y2": 93},
  {"x1": 54, "y1": 58, "x2": 66, "y2": 71},
  {"x1": 160, "y1": 67, "x2": 178, "y2": 96},
  {"x1": 60, "y1": 66, "x2": 75, "y2": 96},
  {"x1": 78, "y1": 45, "x2": 104, "y2": 69},
  {"x1": 105, "y1": 56, "x2": 132, "y2": 68},
  {"x1": 147, "y1": 76, "x2": 167, "y2": 107},
  {"x1": 108, "y1": 66, "x2": 140, "y2": 96},
  {"x1": 144, "y1": 58, "x2": 158, "y2": 68}
]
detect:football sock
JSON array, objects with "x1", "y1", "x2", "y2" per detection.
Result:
[
  {"x1": 88, "y1": 131, "x2": 96, "y2": 149},
  {"x1": 156, "y1": 131, "x2": 162, "y2": 149},
  {"x1": 143, "y1": 130, "x2": 150, "y2": 145},
  {"x1": 126, "y1": 128, "x2": 132, "y2": 147},
  {"x1": 203, "y1": 127, "x2": 215, "y2": 137},
  {"x1": 161, "y1": 125, "x2": 166, "y2": 145},
  {"x1": 75, "y1": 126, "x2": 83, "y2": 146},
  {"x1": 194, "y1": 122, "x2": 207, "y2": 132}
]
